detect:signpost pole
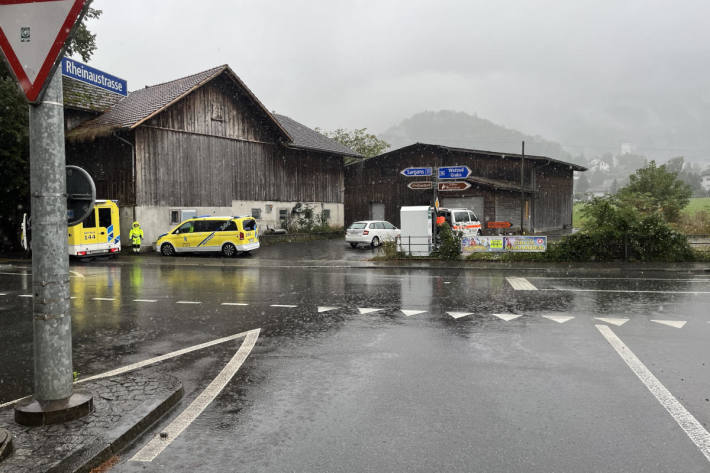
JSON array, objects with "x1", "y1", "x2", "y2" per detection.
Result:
[{"x1": 520, "y1": 141, "x2": 525, "y2": 234}]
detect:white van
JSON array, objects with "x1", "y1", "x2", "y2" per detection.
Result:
[{"x1": 437, "y1": 208, "x2": 482, "y2": 237}]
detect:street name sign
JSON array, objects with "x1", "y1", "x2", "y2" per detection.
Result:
[
  {"x1": 407, "y1": 181, "x2": 433, "y2": 190},
  {"x1": 438, "y1": 181, "x2": 471, "y2": 192},
  {"x1": 438, "y1": 166, "x2": 471, "y2": 179},
  {"x1": 401, "y1": 167, "x2": 433, "y2": 177},
  {"x1": 61, "y1": 57, "x2": 127, "y2": 96},
  {"x1": 0, "y1": 0, "x2": 89, "y2": 102}
]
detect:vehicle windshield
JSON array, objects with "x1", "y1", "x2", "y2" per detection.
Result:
[{"x1": 349, "y1": 223, "x2": 367, "y2": 229}]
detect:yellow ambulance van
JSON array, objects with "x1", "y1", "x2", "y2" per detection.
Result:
[
  {"x1": 67, "y1": 200, "x2": 122, "y2": 257},
  {"x1": 154, "y1": 215, "x2": 259, "y2": 257}
]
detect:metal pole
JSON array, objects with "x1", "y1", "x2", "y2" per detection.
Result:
[
  {"x1": 520, "y1": 141, "x2": 525, "y2": 234},
  {"x1": 28, "y1": 68, "x2": 73, "y2": 401},
  {"x1": 432, "y1": 167, "x2": 439, "y2": 250}
]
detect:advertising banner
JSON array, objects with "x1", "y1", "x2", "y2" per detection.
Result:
[
  {"x1": 503, "y1": 236, "x2": 547, "y2": 252},
  {"x1": 461, "y1": 235, "x2": 547, "y2": 253},
  {"x1": 461, "y1": 235, "x2": 505, "y2": 253}
]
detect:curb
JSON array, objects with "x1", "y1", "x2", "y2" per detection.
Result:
[{"x1": 0, "y1": 430, "x2": 12, "y2": 463}]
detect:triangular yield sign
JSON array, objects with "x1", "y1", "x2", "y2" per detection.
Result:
[
  {"x1": 0, "y1": 0, "x2": 88, "y2": 102},
  {"x1": 650, "y1": 319, "x2": 687, "y2": 329},
  {"x1": 543, "y1": 315, "x2": 574, "y2": 324},
  {"x1": 447, "y1": 311, "x2": 472, "y2": 319},
  {"x1": 400, "y1": 309, "x2": 426, "y2": 317},
  {"x1": 594, "y1": 317, "x2": 629, "y2": 327},
  {"x1": 317, "y1": 306, "x2": 339, "y2": 313},
  {"x1": 358, "y1": 308, "x2": 382, "y2": 315},
  {"x1": 493, "y1": 313, "x2": 522, "y2": 322}
]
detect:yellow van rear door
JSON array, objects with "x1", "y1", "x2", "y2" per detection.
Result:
[
  {"x1": 95, "y1": 206, "x2": 112, "y2": 244},
  {"x1": 81, "y1": 208, "x2": 99, "y2": 244}
]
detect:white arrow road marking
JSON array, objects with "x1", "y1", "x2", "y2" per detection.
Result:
[
  {"x1": 506, "y1": 277, "x2": 538, "y2": 291},
  {"x1": 651, "y1": 320, "x2": 687, "y2": 329},
  {"x1": 594, "y1": 317, "x2": 629, "y2": 326},
  {"x1": 318, "y1": 306, "x2": 339, "y2": 313},
  {"x1": 176, "y1": 301, "x2": 201, "y2": 304},
  {"x1": 596, "y1": 324, "x2": 710, "y2": 464},
  {"x1": 493, "y1": 313, "x2": 522, "y2": 322},
  {"x1": 447, "y1": 311, "x2": 472, "y2": 319},
  {"x1": 400, "y1": 309, "x2": 427, "y2": 317},
  {"x1": 92, "y1": 297, "x2": 115, "y2": 301},
  {"x1": 131, "y1": 328, "x2": 260, "y2": 462},
  {"x1": 134, "y1": 299, "x2": 157, "y2": 303},
  {"x1": 543, "y1": 315, "x2": 575, "y2": 324},
  {"x1": 221, "y1": 302, "x2": 249, "y2": 306},
  {"x1": 358, "y1": 307, "x2": 383, "y2": 315}
]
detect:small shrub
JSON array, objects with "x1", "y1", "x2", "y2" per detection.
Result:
[
  {"x1": 380, "y1": 239, "x2": 402, "y2": 259},
  {"x1": 434, "y1": 223, "x2": 462, "y2": 260}
]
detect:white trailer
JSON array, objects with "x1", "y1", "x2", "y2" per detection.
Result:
[{"x1": 399, "y1": 206, "x2": 434, "y2": 256}]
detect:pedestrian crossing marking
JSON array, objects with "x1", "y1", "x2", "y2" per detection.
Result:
[
  {"x1": 543, "y1": 315, "x2": 574, "y2": 324},
  {"x1": 594, "y1": 317, "x2": 629, "y2": 326},
  {"x1": 358, "y1": 307, "x2": 383, "y2": 315},
  {"x1": 400, "y1": 309, "x2": 427, "y2": 317},
  {"x1": 318, "y1": 306, "x2": 339, "y2": 313},
  {"x1": 506, "y1": 277, "x2": 538, "y2": 291},
  {"x1": 493, "y1": 313, "x2": 522, "y2": 322},
  {"x1": 447, "y1": 311, "x2": 472, "y2": 319},
  {"x1": 651, "y1": 320, "x2": 687, "y2": 329}
]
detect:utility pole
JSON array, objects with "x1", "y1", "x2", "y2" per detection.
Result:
[
  {"x1": 520, "y1": 141, "x2": 525, "y2": 234},
  {"x1": 432, "y1": 165, "x2": 439, "y2": 250}
]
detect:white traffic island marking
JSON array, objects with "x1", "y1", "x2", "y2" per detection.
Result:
[
  {"x1": 131, "y1": 328, "x2": 260, "y2": 462},
  {"x1": 594, "y1": 317, "x2": 629, "y2": 327},
  {"x1": 506, "y1": 277, "x2": 538, "y2": 291},
  {"x1": 221, "y1": 302, "x2": 249, "y2": 306},
  {"x1": 400, "y1": 309, "x2": 427, "y2": 317},
  {"x1": 318, "y1": 306, "x2": 339, "y2": 313},
  {"x1": 133, "y1": 299, "x2": 157, "y2": 303},
  {"x1": 651, "y1": 319, "x2": 687, "y2": 329},
  {"x1": 176, "y1": 301, "x2": 201, "y2": 304},
  {"x1": 358, "y1": 307, "x2": 383, "y2": 315},
  {"x1": 543, "y1": 315, "x2": 575, "y2": 324},
  {"x1": 447, "y1": 311, "x2": 472, "y2": 319},
  {"x1": 492, "y1": 313, "x2": 522, "y2": 322},
  {"x1": 596, "y1": 324, "x2": 710, "y2": 464}
]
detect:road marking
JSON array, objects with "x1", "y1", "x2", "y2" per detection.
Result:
[
  {"x1": 543, "y1": 315, "x2": 575, "y2": 324},
  {"x1": 401, "y1": 309, "x2": 427, "y2": 317},
  {"x1": 69, "y1": 270, "x2": 85, "y2": 278},
  {"x1": 506, "y1": 277, "x2": 538, "y2": 291},
  {"x1": 70, "y1": 296, "x2": 77, "y2": 299},
  {"x1": 221, "y1": 302, "x2": 249, "y2": 306},
  {"x1": 596, "y1": 324, "x2": 710, "y2": 464},
  {"x1": 493, "y1": 313, "x2": 522, "y2": 321},
  {"x1": 134, "y1": 299, "x2": 157, "y2": 303},
  {"x1": 545, "y1": 288, "x2": 710, "y2": 295},
  {"x1": 447, "y1": 311, "x2": 472, "y2": 319},
  {"x1": 651, "y1": 319, "x2": 687, "y2": 329},
  {"x1": 92, "y1": 297, "x2": 115, "y2": 301},
  {"x1": 594, "y1": 317, "x2": 629, "y2": 326},
  {"x1": 0, "y1": 271, "x2": 31, "y2": 276},
  {"x1": 270, "y1": 304, "x2": 297, "y2": 308},
  {"x1": 358, "y1": 307, "x2": 383, "y2": 314},
  {"x1": 318, "y1": 306, "x2": 339, "y2": 313},
  {"x1": 532, "y1": 277, "x2": 710, "y2": 282},
  {"x1": 18, "y1": 294, "x2": 32, "y2": 298},
  {"x1": 176, "y1": 301, "x2": 201, "y2": 304},
  {"x1": 0, "y1": 293, "x2": 6, "y2": 296},
  {"x1": 131, "y1": 328, "x2": 260, "y2": 462}
]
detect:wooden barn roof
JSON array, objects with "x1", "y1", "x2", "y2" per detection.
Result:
[
  {"x1": 62, "y1": 76, "x2": 124, "y2": 112},
  {"x1": 274, "y1": 114, "x2": 361, "y2": 157}
]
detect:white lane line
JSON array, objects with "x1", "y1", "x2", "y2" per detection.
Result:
[
  {"x1": 92, "y1": 297, "x2": 115, "y2": 301},
  {"x1": 358, "y1": 307, "x2": 383, "y2": 315},
  {"x1": 493, "y1": 313, "x2": 522, "y2": 321},
  {"x1": 131, "y1": 328, "x2": 260, "y2": 462},
  {"x1": 532, "y1": 277, "x2": 710, "y2": 282},
  {"x1": 0, "y1": 293, "x2": 6, "y2": 296},
  {"x1": 0, "y1": 272, "x2": 31, "y2": 276},
  {"x1": 134, "y1": 299, "x2": 157, "y2": 303},
  {"x1": 401, "y1": 309, "x2": 427, "y2": 317},
  {"x1": 70, "y1": 296, "x2": 77, "y2": 299},
  {"x1": 651, "y1": 320, "x2": 687, "y2": 329},
  {"x1": 270, "y1": 304, "x2": 297, "y2": 308},
  {"x1": 447, "y1": 311, "x2": 472, "y2": 319},
  {"x1": 596, "y1": 324, "x2": 710, "y2": 464},
  {"x1": 69, "y1": 270, "x2": 85, "y2": 278},
  {"x1": 544, "y1": 288, "x2": 710, "y2": 295},
  {"x1": 221, "y1": 302, "x2": 249, "y2": 306},
  {"x1": 318, "y1": 306, "x2": 339, "y2": 313},
  {"x1": 176, "y1": 301, "x2": 201, "y2": 304},
  {"x1": 506, "y1": 277, "x2": 538, "y2": 291},
  {"x1": 18, "y1": 294, "x2": 32, "y2": 298},
  {"x1": 543, "y1": 315, "x2": 575, "y2": 324},
  {"x1": 594, "y1": 317, "x2": 629, "y2": 326}
]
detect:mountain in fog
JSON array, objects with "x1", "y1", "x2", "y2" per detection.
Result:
[{"x1": 379, "y1": 110, "x2": 578, "y2": 163}]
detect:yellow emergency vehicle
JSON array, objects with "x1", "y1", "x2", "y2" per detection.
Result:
[
  {"x1": 67, "y1": 200, "x2": 122, "y2": 257},
  {"x1": 154, "y1": 216, "x2": 259, "y2": 257}
]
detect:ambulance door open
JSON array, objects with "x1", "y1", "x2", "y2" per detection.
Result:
[{"x1": 96, "y1": 206, "x2": 111, "y2": 245}]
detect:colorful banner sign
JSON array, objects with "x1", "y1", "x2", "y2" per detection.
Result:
[
  {"x1": 461, "y1": 236, "x2": 505, "y2": 253},
  {"x1": 503, "y1": 236, "x2": 547, "y2": 252},
  {"x1": 461, "y1": 235, "x2": 547, "y2": 253}
]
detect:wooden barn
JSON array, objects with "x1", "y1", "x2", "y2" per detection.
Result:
[
  {"x1": 344, "y1": 143, "x2": 586, "y2": 233},
  {"x1": 62, "y1": 64, "x2": 359, "y2": 245}
]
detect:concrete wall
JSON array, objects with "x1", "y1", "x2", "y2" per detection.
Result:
[{"x1": 133, "y1": 200, "x2": 344, "y2": 247}]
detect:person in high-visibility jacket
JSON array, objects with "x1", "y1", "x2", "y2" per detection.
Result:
[{"x1": 128, "y1": 221, "x2": 144, "y2": 254}]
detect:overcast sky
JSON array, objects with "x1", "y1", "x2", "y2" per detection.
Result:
[{"x1": 84, "y1": 0, "x2": 710, "y2": 163}]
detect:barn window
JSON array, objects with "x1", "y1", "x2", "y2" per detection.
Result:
[
  {"x1": 251, "y1": 208, "x2": 261, "y2": 219},
  {"x1": 322, "y1": 209, "x2": 331, "y2": 221},
  {"x1": 170, "y1": 210, "x2": 180, "y2": 224}
]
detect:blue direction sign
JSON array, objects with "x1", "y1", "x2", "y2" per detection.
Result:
[
  {"x1": 438, "y1": 165, "x2": 471, "y2": 179},
  {"x1": 400, "y1": 167, "x2": 433, "y2": 177}
]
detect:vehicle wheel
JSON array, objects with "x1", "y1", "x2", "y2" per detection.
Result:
[
  {"x1": 222, "y1": 242, "x2": 237, "y2": 257},
  {"x1": 371, "y1": 236, "x2": 380, "y2": 248},
  {"x1": 349, "y1": 242, "x2": 358, "y2": 248},
  {"x1": 161, "y1": 243, "x2": 176, "y2": 256}
]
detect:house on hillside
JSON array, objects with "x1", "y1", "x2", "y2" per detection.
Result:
[
  {"x1": 63, "y1": 65, "x2": 359, "y2": 245},
  {"x1": 345, "y1": 143, "x2": 586, "y2": 233}
]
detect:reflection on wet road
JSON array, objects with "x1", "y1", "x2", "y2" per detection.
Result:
[{"x1": 0, "y1": 255, "x2": 709, "y2": 472}]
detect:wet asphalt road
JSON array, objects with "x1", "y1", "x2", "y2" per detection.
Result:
[{"x1": 1, "y1": 240, "x2": 710, "y2": 472}]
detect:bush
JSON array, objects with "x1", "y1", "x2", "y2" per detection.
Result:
[
  {"x1": 379, "y1": 239, "x2": 403, "y2": 259},
  {"x1": 433, "y1": 223, "x2": 462, "y2": 260},
  {"x1": 674, "y1": 210, "x2": 710, "y2": 235}
]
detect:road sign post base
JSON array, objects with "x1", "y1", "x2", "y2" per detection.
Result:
[
  {"x1": 14, "y1": 391, "x2": 93, "y2": 426},
  {"x1": 0, "y1": 429, "x2": 12, "y2": 462}
]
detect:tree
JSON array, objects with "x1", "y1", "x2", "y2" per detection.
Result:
[
  {"x1": 617, "y1": 160, "x2": 692, "y2": 222},
  {"x1": 315, "y1": 127, "x2": 390, "y2": 163},
  {"x1": 0, "y1": 3, "x2": 101, "y2": 252}
]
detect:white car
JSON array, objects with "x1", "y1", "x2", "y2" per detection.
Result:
[{"x1": 346, "y1": 220, "x2": 401, "y2": 248}]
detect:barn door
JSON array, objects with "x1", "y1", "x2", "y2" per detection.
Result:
[{"x1": 369, "y1": 202, "x2": 385, "y2": 221}]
